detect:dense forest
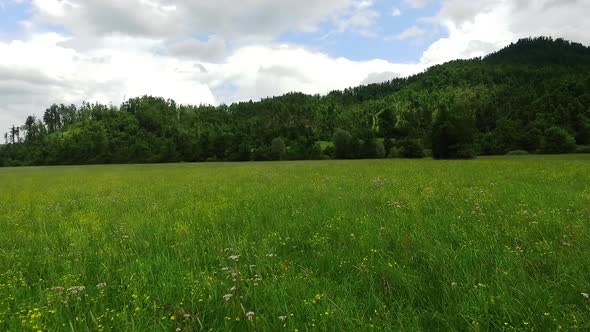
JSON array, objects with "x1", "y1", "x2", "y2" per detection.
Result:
[{"x1": 1, "y1": 37, "x2": 589, "y2": 166}]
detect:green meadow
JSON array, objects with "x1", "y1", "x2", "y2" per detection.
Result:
[{"x1": 1, "y1": 155, "x2": 589, "y2": 331}]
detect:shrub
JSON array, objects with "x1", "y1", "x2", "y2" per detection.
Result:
[
  {"x1": 323, "y1": 145, "x2": 335, "y2": 159},
  {"x1": 227, "y1": 143, "x2": 252, "y2": 161},
  {"x1": 575, "y1": 145, "x2": 590, "y2": 154},
  {"x1": 333, "y1": 129, "x2": 354, "y2": 159},
  {"x1": 431, "y1": 105, "x2": 477, "y2": 159},
  {"x1": 285, "y1": 141, "x2": 307, "y2": 160},
  {"x1": 360, "y1": 137, "x2": 379, "y2": 159},
  {"x1": 270, "y1": 137, "x2": 286, "y2": 160},
  {"x1": 252, "y1": 146, "x2": 272, "y2": 161},
  {"x1": 387, "y1": 147, "x2": 400, "y2": 158},
  {"x1": 307, "y1": 142, "x2": 323, "y2": 160},
  {"x1": 376, "y1": 141, "x2": 386, "y2": 158},
  {"x1": 506, "y1": 150, "x2": 529, "y2": 156},
  {"x1": 398, "y1": 139, "x2": 424, "y2": 159},
  {"x1": 478, "y1": 132, "x2": 500, "y2": 155},
  {"x1": 541, "y1": 127, "x2": 576, "y2": 154},
  {"x1": 383, "y1": 139, "x2": 394, "y2": 156}
]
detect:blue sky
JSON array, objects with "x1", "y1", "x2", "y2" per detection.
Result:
[
  {"x1": 0, "y1": 0, "x2": 29, "y2": 39},
  {"x1": 280, "y1": 0, "x2": 444, "y2": 63},
  {"x1": 0, "y1": 0, "x2": 444, "y2": 63}
]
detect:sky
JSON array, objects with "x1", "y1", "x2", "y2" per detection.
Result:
[{"x1": 1, "y1": 0, "x2": 590, "y2": 131}]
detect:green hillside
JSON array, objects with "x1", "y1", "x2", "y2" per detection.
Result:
[{"x1": 2, "y1": 37, "x2": 589, "y2": 166}]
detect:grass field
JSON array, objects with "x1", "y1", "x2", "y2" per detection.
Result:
[{"x1": 1, "y1": 155, "x2": 589, "y2": 331}]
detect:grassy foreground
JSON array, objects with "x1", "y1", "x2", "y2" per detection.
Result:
[{"x1": 1, "y1": 156, "x2": 589, "y2": 331}]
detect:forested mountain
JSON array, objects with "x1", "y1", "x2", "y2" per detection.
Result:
[{"x1": 1, "y1": 37, "x2": 589, "y2": 166}]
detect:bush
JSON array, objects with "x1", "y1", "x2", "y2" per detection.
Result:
[
  {"x1": 387, "y1": 147, "x2": 400, "y2": 158},
  {"x1": 478, "y1": 132, "x2": 500, "y2": 155},
  {"x1": 575, "y1": 145, "x2": 590, "y2": 154},
  {"x1": 398, "y1": 139, "x2": 424, "y2": 159},
  {"x1": 307, "y1": 142, "x2": 323, "y2": 160},
  {"x1": 323, "y1": 145, "x2": 335, "y2": 159},
  {"x1": 383, "y1": 139, "x2": 394, "y2": 157},
  {"x1": 285, "y1": 141, "x2": 307, "y2": 160},
  {"x1": 431, "y1": 105, "x2": 477, "y2": 159},
  {"x1": 252, "y1": 146, "x2": 272, "y2": 161},
  {"x1": 270, "y1": 137, "x2": 286, "y2": 160},
  {"x1": 376, "y1": 140, "x2": 386, "y2": 158},
  {"x1": 227, "y1": 143, "x2": 252, "y2": 161},
  {"x1": 506, "y1": 150, "x2": 529, "y2": 156},
  {"x1": 423, "y1": 149, "x2": 433, "y2": 158},
  {"x1": 360, "y1": 137, "x2": 379, "y2": 159},
  {"x1": 333, "y1": 129, "x2": 354, "y2": 159},
  {"x1": 542, "y1": 127, "x2": 576, "y2": 154}
]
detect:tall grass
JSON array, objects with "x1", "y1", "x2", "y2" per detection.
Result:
[{"x1": 1, "y1": 155, "x2": 589, "y2": 331}]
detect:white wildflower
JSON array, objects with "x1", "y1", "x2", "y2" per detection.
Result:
[
  {"x1": 67, "y1": 286, "x2": 86, "y2": 295},
  {"x1": 246, "y1": 311, "x2": 255, "y2": 320},
  {"x1": 66, "y1": 286, "x2": 86, "y2": 300}
]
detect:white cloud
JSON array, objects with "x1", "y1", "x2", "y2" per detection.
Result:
[
  {"x1": 208, "y1": 45, "x2": 423, "y2": 102},
  {"x1": 405, "y1": 0, "x2": 433, "y2": 8},
  {"x1": 421, "y1": 0, "x2": 590, "y2": 65},
  {"x1": 0, "y1": 33, "x2": 217, "y2": 130},
  {"x1": 28, "y1": 0, "x2": 363, "y2": 41},
  {"x1": 317, "y1": 0, "x2": 382, "y2": 38},
  {"x1": 387, "y1": 26, "x2": 427, "y2": 41},
  {"x1": 334, "y1": 7, "x2": 381, "y2": 37},
  {"x1": 167, "y1": 36, "x2": 228, "y2": 62},
  {"x1": 0, "y1": 33, "x2": 425, "y2": 129},
  {"x1": 361, "y1": 71, "x2": 400, "y2": 85},
  {"x1": 391, "y1": 7, "x2": 402, "y2": 16}
]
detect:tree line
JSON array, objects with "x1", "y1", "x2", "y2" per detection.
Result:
[{"x1": 1, "y1": 37, "x2": 589, "y2": 166}]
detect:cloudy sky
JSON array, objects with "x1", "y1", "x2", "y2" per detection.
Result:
[{"x1": 1, "y1": 0, "x2": 589, "y2": 130}]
